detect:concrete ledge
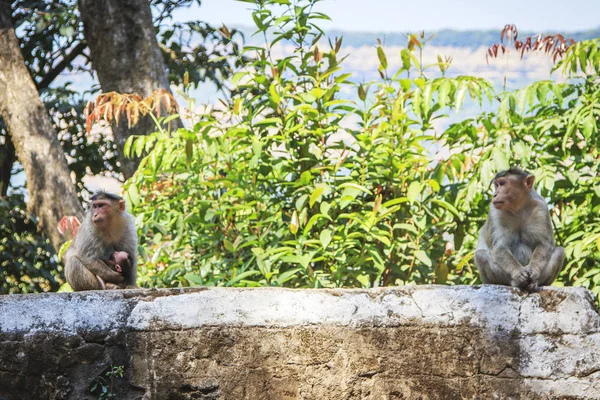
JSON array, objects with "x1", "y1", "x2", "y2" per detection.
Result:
[{"x1": 1, "y1": 286, "x2": 599, "y2": 399}]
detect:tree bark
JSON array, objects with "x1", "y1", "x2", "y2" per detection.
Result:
[
  {"x1": 0, "y1": 3, "x2": 83, "y2": 251},
  {"x1": 0, "y1": 129, "x2": 15, "y2": 197},
  {"x1": 79, "y1": 0, "x2": 180, "y2": 179}
]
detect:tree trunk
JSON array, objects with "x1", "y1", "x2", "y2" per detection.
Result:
[
  {"x1": 0, "y1": 3, "x2": 83, "y2": 251},
  {"x1": 0, "y1": 129, "x2": 15, "y2": 197},
  {"x1": 79, "y1": 0, "x2": 180, "y2": 179}
]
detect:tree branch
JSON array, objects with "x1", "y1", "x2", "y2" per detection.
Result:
[{"x1": 36, "y1": 40, "x2": 87, "y2": 90}]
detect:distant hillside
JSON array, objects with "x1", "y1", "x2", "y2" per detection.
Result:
[
  {"x1": 328, "y1": 28, "x2": 600, "y2": 49},
  {"x1": 238, "y1": 26, "x2": 600, "y2": 49}
]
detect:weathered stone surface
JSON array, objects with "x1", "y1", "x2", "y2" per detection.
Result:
[{"x1": 0, "y1": 285, "x2": 598, "y2": 399}]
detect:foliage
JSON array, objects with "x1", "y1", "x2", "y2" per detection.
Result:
[
  {"x1": 0, "y1": 193, "x2": 63, "y2": 294},
  {"x1": 159, "y1": 21, "x2": 247, "y2": 91},
  {"x1": 1, "y1": 0, "x2": 246, "y2": 293},
  {"x1": 89, "y1": 365, "x2": 124, "y2": 400},
  {"x1": 100, "y1": 0, "x2": 491, "y2": 289},
  {"x1": 486, "y1": 24, "x2": 574, "y2": 64},
  {"x1": 444, "y1": 37, "x2": 600, "y2": 296},
  {"x1": 45, "y1": 86, "x2": 120, "y2": 193},
  {"x1": 86, "y1": 0, "x2": 600, "y2": 297}
]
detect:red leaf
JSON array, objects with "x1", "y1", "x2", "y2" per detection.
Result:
[{"x1": 58, "y1": 216, "x2": 81, "y2": 238}]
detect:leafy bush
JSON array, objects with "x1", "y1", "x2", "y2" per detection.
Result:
[
  {"x1": 0, "y1": 193, "x2": 63, "y2": 294},
  {"x1": 120, "y1": 0, "x2": 487, "y2": 288},
  {"x1": 444, "y1": 38, "x2": 600, "y2": 296},
  {"x1": 113, "y1": 0, "x2": 599, "y2": 295}
]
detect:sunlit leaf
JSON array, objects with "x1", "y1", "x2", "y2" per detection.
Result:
[
  {"x1": 320, "y1": 229, "x2": 332, "y2": 249},
  {"x1": 414, "y1": 250, "x2": 432, "y2": 267}
]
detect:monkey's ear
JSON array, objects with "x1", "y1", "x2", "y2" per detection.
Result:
[
  {"x1": 525, "y1": 175, "x2": 535, "y2": 190},
  {"x1": 118, "y1": 200, "x2": 126, "y2": 213}
]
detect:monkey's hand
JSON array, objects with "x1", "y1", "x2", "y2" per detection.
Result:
[
  {"x1": 523, "y1": 265, "x2": 540, "y2": 292},
  {"x1": 511, "y1": 268, "x2": 537, "y2": 291},
  {"x1": 105, "y1": 259, "x2": 123, "y2": 273}
]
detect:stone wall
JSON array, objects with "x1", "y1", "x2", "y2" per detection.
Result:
[{"x1": 0, "y1": 286, "x2": 599, "y2": 399}]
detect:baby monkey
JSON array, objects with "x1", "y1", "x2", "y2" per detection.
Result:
[
  {"x1": 100, "y1": 250, "x2": 134, "y2": 289},
  {"x1": 475, "y1": 168, "x2": 564, "y2": 291}
]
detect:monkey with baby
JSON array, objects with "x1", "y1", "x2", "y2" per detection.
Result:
[{"x1": 65, "y1": 191, "x2": 137, "y2": 291}]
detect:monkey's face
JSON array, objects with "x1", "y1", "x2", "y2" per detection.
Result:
[
  {"x1": 492, "y1": 175, "x2": 529, "y2": 212},
  {"x1": 91, "y1": 199, "x2": 118, "y2": 228}
]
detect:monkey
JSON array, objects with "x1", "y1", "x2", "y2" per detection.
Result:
[
  {"x1": 109, "y1": 251, "x2": 131, "y2": 274},
  {"x1": 474, "y1": 168, "x2": 565, "y2": 292},
  {"x1": 65, "y1": 191, "x2": 138, "y2": 291}
]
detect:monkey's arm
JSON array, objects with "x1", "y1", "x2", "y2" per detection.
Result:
[
  {"x1": 526, "y1": 206, "x2": 557, "y2": 274},
  {"x1": 73, "y1": 255, "x2": 125, "y2": 283},
  {"x1": 491, "y1": 246, "x2": 524, "y2": 275},
  {"x1": 528, "y1": 245, "x2": 553, "y2": 271},
  {"x1": 65, "y1": 256, "x2": 104, "y2": 291}
]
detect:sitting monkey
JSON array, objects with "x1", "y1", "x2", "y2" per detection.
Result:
[
  {"x1": 65, "y1": 191, "x2": 138, "y2": 291},
  {"x1": 475, "y1": 168, "x2": 564, "y2": 291}
]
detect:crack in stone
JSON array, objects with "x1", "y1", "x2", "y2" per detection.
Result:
[
  {"x1": 409, "y1": 292, "x2": 424, "y2": 318},
  {"x1": 578, "y1": 368, "x2": 600, "y2": 378},
  {"x1": 358, "y1": 370, "x2": 383, "y2": 378}
]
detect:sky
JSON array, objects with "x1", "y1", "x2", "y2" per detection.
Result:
[{"x1": 172, "y1": 0, "x2": 600, "y2": 33}]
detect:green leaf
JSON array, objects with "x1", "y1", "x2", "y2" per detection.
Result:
[
  {"x1": 455, "y1": 82, "x2": 467, "y2": 111},
  {"x1": 339, "y1": 187, "x2": 361, "y2": 209},
  {"x1": 252, "y1": 138, "x2": 262, "y2": 157},
  {"x1": 304, "y1": 214, "x2": 330, "y2": 235},
  {"x1": 57, "y1": 240, "x2": 72, "y2": 261},
  {"x1": 412, "y1": 88, "x2": 421, "y2": 117},
  {"x1": 422, "y1": 82, "x2": 433, "y2": 116},
  {"x1": 269, "y1": 82, "x2": 281, "y2": 104},
  {"x1": 582, "y1": 115, "x2": 595, "y2": 138},
  {"x1": 290, "y1": 210, "x2": 299, "y2": 234},
  {"x1": 435, "y1": 262, "x2": 448, "y2": 284},
  {"x1": 399, "y1": 78, "x2": 411, "y2": 92},
  {"x1": 491, "y1": 148, "x2": 509, "y2": 171},
  {"x1": 383, "y1": 197, "x2": 409, "y2": 208},
  {"x1": 231, "y1": 71, "x2": 247, "y2": 86},
  {"x1": 377, "y1": 45, "x2": 388, "y2": 70},
  {"x1": 296, "y1": 194, "x2": 308, "y2": 210},
  {"x1": 414, "y1": 250, "x2": 432, "y2": 267},
  {"x1": 255, "y1": 117, "x2": 282, "y2": 126},
  {"x1": 276, "y1": 268, "x2": 302, "y2": 285},
  {"x1": 400, "y1": 49, "x2": 411, "y2": 70},
  {"x1": 127, "y1": 184, "x2": 140, "y2": 208},
  {"x1": 59, "y1": 25, "x2": 75, "y2": 39},
  {"x1": 320, "y1": 229, "x2": 332, "y2": 249},
  {"x1": 228, "y1": 270, "x2": 261, "y2": 286},
  {"x1": 438, "y1": 80, "x2": 450, "y2": 109},
  {"x1": 184, "y1": 274, "x2": 204, "y2": 285},
  {"x1": 358, "y1": 84, "x2": 367, "y2": 101},
  {"x1": 407, "y1": 181, "x2": 422, "y2": 202},
  {"x1": 431, "y1": 199, "x2": 461, "y2": 219},
  {"x1": 394, "y1": 223, "x2": 418, "y2": 234},
  {"x1": 281, "y1": 253, "x2": 312, "y2": 269},
  {"x1": 339, "y1": 182, "x2": 372, "y2": 195},
  {"x1": 224, "y1": 239, "x2": 235, "y2": 252},
  {"x1": 320, "y1": 201, "x2": 331, "y2": 216},
  {"x1": 372, "y1": 234, "x2": 391, "y2": 246},
  {"x1": 309, "y1": 185, "x2": 326, "y2": 207}
]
